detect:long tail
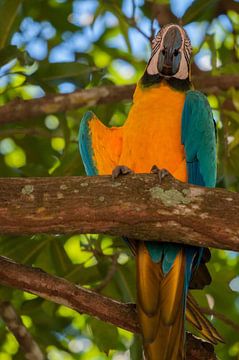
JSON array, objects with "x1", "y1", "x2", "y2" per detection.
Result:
[
  {"x1": 186, "y1": 293, "x2": 224, "y2": 344},
  {"x1": 136, "y1": 241, "x2": 223, "y2": 360}
]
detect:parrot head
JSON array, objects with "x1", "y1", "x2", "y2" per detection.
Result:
[{"x1": 147, "y1": 24, "x2": 192, "y2": 80}]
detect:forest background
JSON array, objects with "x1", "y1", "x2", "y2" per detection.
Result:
[{"x1": 0, "y1": 0, "x2": 239, "y2": 359}]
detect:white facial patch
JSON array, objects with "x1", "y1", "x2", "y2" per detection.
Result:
[
  {"x1": 174, "y1": 52, "x2": 188, "y2": 79},
  {"x1": 147, "y1": 48, "x2": 161, "y2": 75},
  {"x1": 146, "y1": 24, "x2": 192, "y2": 79}
]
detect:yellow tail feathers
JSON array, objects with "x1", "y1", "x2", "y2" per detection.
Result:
[
  {"x1": 136, "y1": 242, "x2": 223, "y2": 360},
  {"x1": 136, "y1": 242, "x2": 186, "y2": 360}
]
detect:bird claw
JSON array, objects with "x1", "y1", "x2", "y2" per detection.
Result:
[
  {"x1": 150, "y1": 165, "x2": 173, "y2": 184},
  {"x1": 112, "y1": 165, "x2": 134, "y2": 180}
]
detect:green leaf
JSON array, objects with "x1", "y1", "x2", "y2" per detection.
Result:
[
  {"x1": 206, "y1": 34, "x2": 217, "y2": 71},
  {"x1": 224, "y1": 110, "x2": 239, "y2": 125},
  {"x1": 218, "y1": 62, "x2": 239, "y2": 75},
  {"x1": 0, "y1": 45, "x2": 19, "y2": 66},
  {"x1": 183, "y1": 0, "x2": 220, "y2": 24},
  {"x1": 65, "y1": 264, "x2": 102, "y2": 284},
  {"x1": 50, "y1": 240, "x2": 73, "y2": 276},
  {"x1": 0, "y1": 45, "x2": 34, "y2": 68},
  {"x1": 229, "y1": 128, "x2": 239, "y2": 152},
  {"x1": 32, "y1": 62, "x2": 101, "y2": 87},
  {"x1": 130, "y1": 335, "x2": 143, "y2": 360},
  {"x1": 0, "y1": 235, "x2": 49, "y2": 264},
  {"x1": 90, "y1": 319, "x2": 118, "y2": 353},
  {"x1": 0, "y1": 0, "x2": 21, "y2": 49}
]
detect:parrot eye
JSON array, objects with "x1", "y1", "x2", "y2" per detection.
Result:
[
  {"x1": 173, "y1": 49, "x2": 179, "y2": 56},
  {"x1": 162, "y1": 48, "x2": 166, "y2": 56}
]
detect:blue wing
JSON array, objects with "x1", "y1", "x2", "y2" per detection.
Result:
[
  {"x1": 182, "y1": 90, "x2": 217, "y2": 187},
  {"x1": 181, "y1": 90, "x2": 217, "y2": 282},
  {"x1": 79, "y1": 111, "x2": 98, "y2": 176},
  {"x1": 79, "y1": 111, "x2": 123, "y2": 176}
]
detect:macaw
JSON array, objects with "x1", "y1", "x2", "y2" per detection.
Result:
[{"x1": 78, "y1": 24, "x2": 223, "y2": 359}]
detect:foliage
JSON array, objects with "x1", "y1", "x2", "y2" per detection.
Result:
[{"x1": 0, "y1": 0, "x2": 239, "y2": 359}]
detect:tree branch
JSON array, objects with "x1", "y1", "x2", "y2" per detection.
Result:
[
  {"x1": 0, "y1": 75, "x2": 238, "y2": 124},
  {"x1": 0, "y1": 84, "x2": 134, "y2": 125},
  {"x1": 0, "y1": 174, "x2": 238, "y2": 250},
  {"x1": 150, "y1": 0, "x2": 239, "y2": 25},
  {"x1": 0, "y1": 256, "x2": 217, "y2": 359},
  {"x1": 0, "y1": 300, "x2": 45, "y2": 360},
  {"x1": 193, "y1": 75, "x2": 239, "y2": 94}
]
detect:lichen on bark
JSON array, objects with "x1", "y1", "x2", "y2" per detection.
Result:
[{"x1": 149, "y1": 186, "x2": 191, "y2": 207}]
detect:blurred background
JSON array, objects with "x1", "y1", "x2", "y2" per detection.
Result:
[{"x1": 0, "y1": 0, "x2": 239, "y2": 359}]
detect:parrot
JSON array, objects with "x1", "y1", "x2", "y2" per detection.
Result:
[{"x1": 78, "y1": 23, "x2": 223, "y2": 359}]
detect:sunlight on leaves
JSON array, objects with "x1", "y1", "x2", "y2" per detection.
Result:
[
  {"x1": 4, "y1": 146, "x2": 26, "y2": 168},
  {"x1": 51, "y1": 137, "x2": 65, "y2": 152}
]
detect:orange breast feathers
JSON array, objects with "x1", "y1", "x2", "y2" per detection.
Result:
[{"x1": 89, "y1": 82, "x2": 187, "y2": 182}]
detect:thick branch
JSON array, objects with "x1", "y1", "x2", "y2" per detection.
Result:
[
  {"x1": 0, "y1": 84, "x2": 134, "y2": 124},
  {"x1": 0, "y1": 75, "x2": 238, "y2": 124},
  {"x1": 0, "y1": 174, "x2": 238, "y2": 250},
  {"x1": 0, "y1": 256, "x2": 217, "y2": 359},
  {"x1": 0, "y1": 301, "x2": 45, "y2": 360},
  {"x1": 193, "y1": 75, "x2": 239, "y2": 94}
]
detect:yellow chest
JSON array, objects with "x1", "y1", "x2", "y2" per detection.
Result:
[{"x1": 119, "y1": 83, "x2": 187, "y2": 181}]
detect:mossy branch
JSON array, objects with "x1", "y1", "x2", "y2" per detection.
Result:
[{"x1": 0, "y1": 174, "x2": 238, "y2": 250}]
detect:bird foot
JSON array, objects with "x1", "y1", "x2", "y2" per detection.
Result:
[
  {"x1": 150, "y1": 165, "x2": 173, "y2": 184},
  {"x1": 112, "y1": 165, "x2": 134, "y2": 180}
]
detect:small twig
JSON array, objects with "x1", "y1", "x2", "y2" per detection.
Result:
[
  {"x1": 131, "y1": 0, "x2": 136, "y2": 19},
  {"x1": 126, "y1": 16, "x2": 151, "y2": 40},
  {"x1": 134, "y1": 23, "x2": 151, "y2": 41},
  {"x1": 201, "y1": 307, "x2": 239, "y2": 333},
  {"x1": 0, "y1": 128, "x2": 52, "y2": 139},
  {"x1": 0, "y1": 301, "x2": 45, "y2": 360},
  {"x1": 123, "y1": 0, "x2": 151, "y2": 41},
  {"x1": 149, "y1": 15, "x2": 156, "y2": 42},
  {"x1": 146, "y1": 0, "x2": 239, "y2": 25},
  {"x1": 95, "y1": 254, "x2": 118, "y2": 292},
  {"x1": 0, "y1": 128, "x2": 77, "y2": 145}
]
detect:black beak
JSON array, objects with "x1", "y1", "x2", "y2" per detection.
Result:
[{"x1": 158, "y1": 27, "x2": 182, "y2": 76}]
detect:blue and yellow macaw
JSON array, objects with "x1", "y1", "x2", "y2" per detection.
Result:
[{"x1": 78, "y1": 24, "x2": 223, "y2": 359}]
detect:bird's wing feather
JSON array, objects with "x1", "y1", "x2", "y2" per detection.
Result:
[
  {"x1": 182, "y1": 91, "x2": 224, "y2": 344},
  {"x1": 78, "y1": 111, "x2": 123, "y2": 176},
  {"x1": 182, "y1": 90, "x2": 217, "y2": 187},
  {"x1": 186, "y1": 292, "x2": 224, "y2": 344},
  {"x1": 181, "y1": 89, "x2": 217, "y2": 296}
]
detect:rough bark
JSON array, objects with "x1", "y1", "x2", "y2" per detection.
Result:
[
  {"x1": 0, "y1": 256, "x2": 217, "y2": 359},
  {"x1": 193, "y1": 75, "x2": 239, "y2": 94},
  {"x1": 0, "y1": 174, "x2": 238, "y2": 251},
  {"x1": 0, "y1": 301, "x2": 45, "y2": 360},
  {"x1": 0, "y1": 75, "x2": 238, "y2": 124},
  {"x1": 0, "y1": 84, "x2": 134, "y2": 124}
]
